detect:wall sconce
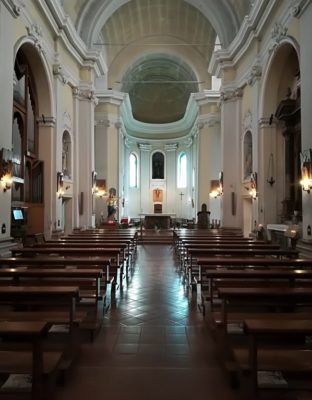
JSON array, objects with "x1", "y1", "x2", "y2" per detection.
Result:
[
  {"x1": 0, "y1": 148, "x2": 13, "y2": 192},
  {"x1": 1, "y1": 173, "x2": 13, "y2": 192},
  {"x1": 300, "y1": 149, "x2": 312, "y2": 193},
  {"x1": 209, "y1": 172, "x2": 223, "y2": 198},
  {"x1": 91, "y1": 171, "x2": 97, "y2": 194},
  {"x1": 56, "y1": 171, "x2": 64, "y2": 198},
  {"x1": 245, "y1": 172, "x2": 258, "y2": 200},
  {"x1": 267, "y1": 153, "x2": 275, "y2": 186}
]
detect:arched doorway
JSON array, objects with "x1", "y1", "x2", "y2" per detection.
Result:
[
  {"x1": 12, "y1": 42, "x2": 54, "y2": 238},
  {"x1": 260, "y1": 41, "x2": 301, "y2": 225}
]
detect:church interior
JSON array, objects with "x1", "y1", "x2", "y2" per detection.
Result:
[{"x1": 1, "y1": 0, "x2": 312, "y2": 399}]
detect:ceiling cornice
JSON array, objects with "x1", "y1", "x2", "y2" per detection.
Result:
[
  {"x1": 208, "y1": 0, "x2": 274, "y2": 76},
  {"x1": 37, "y1": 0, "x2": 107, "y2": 76}
]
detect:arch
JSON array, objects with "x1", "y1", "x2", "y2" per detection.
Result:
[
  {"x1": 12, "y1": 40, "x2": 54, "y2": 237},
  {"x1": 81, "y1": 0, "x2": 242, "y2": 49},
  {"x1": 260, "y1": 38, "x2": 300, "y2": 118},
  {"x1": 14, "y1": 38, "x2": 54, "y2": 117},
  {"x1": 259, "y1": 39, "x2": 301, "y2": 221}
]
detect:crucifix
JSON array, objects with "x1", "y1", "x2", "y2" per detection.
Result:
[{"x1": 179, "y1": 192, "x2": 185, "y2": 219}]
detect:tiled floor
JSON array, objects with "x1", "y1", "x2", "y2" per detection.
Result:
[{"x1": 54, "y1": 245, "x2": 240, "y2": 400}]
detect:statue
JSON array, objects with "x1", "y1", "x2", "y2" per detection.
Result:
[
  {"x1": 107, "y1": 187, "x2": 118, "y2": 221},
  {"x1": 197, "y1": 203, "x2": 210, "y2": 229}
]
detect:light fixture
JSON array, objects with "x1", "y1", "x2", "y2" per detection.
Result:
[
  {"x1": 209, "y1": 172, "x2": 223, "y2": 198},
  {"x1": 245, "y1": 172, "x2": 258, "y2": 200},
  {"x1": 91, "y1": 171, "x2": 97, "y2": 195},
  {"x1": 300, "y1": 149, "x2": 312, "y2": 193},
  {"x1": 0, "y1": 148, "x2": 13, "y2": 192},
  {"x1": 56, "y1": 171, "x2": 64, "y2": 199},
  {"x1": 267, "y1": 153, "x2": 275, "y2": 186}
]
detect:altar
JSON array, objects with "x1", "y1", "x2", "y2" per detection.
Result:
[{"x1": 139, "y1": 213, "x2": 176, "y2": 229}]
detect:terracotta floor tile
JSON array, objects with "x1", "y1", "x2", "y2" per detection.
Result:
[{"x1": 54, "y1": 244, "x2": 242, "y2": 400}]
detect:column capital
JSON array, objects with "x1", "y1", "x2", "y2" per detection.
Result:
[
  {"x1": 37, "y1": 116, "x2": 56, "y2": 127},
  {"x1": 164, "y1": 143, "x2": 178, "y2": 152},
  {"x1": 220, "y1": 87, "x2": 243, "y2": 103},
  {"x1": 138, "y1": 144, "x2": 152, "y2": 152}
]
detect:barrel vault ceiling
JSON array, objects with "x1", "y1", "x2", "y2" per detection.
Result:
[{"x1": 60, "y1": 0, "x2": 253, "y2": 123}]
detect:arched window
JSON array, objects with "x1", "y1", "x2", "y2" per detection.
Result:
[
  {"x1": 129, "y1": 152, "x2": 138, "y2": 188},
  {"x1": 177, "y1": 152, "x2": 187, "y2": 188},
  {"x1": 152, "y1": 152, "x2": 164, "y2": 179}
]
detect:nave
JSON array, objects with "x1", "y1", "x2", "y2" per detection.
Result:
[{"x1": 55, "y1": 244, "x2": 238, "y2": 400}]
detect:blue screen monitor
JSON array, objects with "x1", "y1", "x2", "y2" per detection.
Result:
[{"x1": 12, "y1": 209, "x2": 24, "y2": 221}]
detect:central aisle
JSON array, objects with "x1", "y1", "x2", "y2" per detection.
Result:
[{"x1": 56, "y1": 245, "x2": 239, "y2": 400}]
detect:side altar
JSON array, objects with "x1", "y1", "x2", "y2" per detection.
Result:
[{"x1": 139, "y1": 213, "x2": 176, "y2": 229}]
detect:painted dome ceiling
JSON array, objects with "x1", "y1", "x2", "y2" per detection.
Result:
[{"x1": 60, "y1": 0, "x2": 253, "y2": 123}]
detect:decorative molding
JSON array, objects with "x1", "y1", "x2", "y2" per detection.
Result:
[
  {"x1": 37, "y1": 116, "x2": 56, "y2": 127},
  {"x1": 243, "y1": 110, "x2": 253, "y2": 132},
  {"x1": 164, "y1": 144, "x2": 178, "y2": 152},
  {"x1": 198, "y1": 113, "x2": 220, "y2": 128},
  {"x1": 247, "y1": 64, "x2": 262, "y2": 86},
  {"x1": 258, "y1": 117, "x2": 276, "y2": 129},
  {"x1": 95, "y1": 118, "x2": 110, "y2": 127},
  {"x1": 182, "y1": 138, "x2": 193, "y2": 148},
  {"x1": 72, "y1": 87, "x2": 98, "y2": 105},
  {"x1": 63, "y1": 111, "x2": 72, "y2": 132},
  {"x1": 289, "y1": 0, "x2": 312, "y2": 18},
  {"x1": 269, "y1": 22, "x2": 288, "y2": 54},
  {"x1": 220, "y1": 88, "x2": 243, "y2": 103},
  {"x1": 26, "y1": 23, "x2": 45, "y2": 54},
  {"x1": 138, "y1": 144, "x2": 152, "y2": 152},
  {"x1": 52, "y1": 64, "x2": 69, "y2": 85},
  {"x1": 2, "y1": 0, "x2": 24, "y2": 18}
]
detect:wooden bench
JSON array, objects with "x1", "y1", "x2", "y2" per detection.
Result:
[
  {"x1": 0, "y1": 267, "x2": 104, "y2": 323},
  {"x1": 233, "y1": 319, "x2": 312, "y2": 398},
  {"x1": 37, "y1": 240, "x2": 134, "y2": 275},
  {"x1": 186, "y1": 249, "x2": 299, "y2": 286},
  {"x1": 11, "y1": 247, "x2": 124, "y2": 285},
  {"x1": 200, "y1": 268, "x2": 312, "y2": 315},
  {"x1": 0, "y1": 321, "x2": 63, "y2": 400}
]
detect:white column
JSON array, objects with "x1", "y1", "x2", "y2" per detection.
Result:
[
  {"x1": 220, "y1": 89, "x2": 243, "y2": 228},
  {"x1": 197, "y1": 120, "x2": 221, "y2": 222},
  {"x1": 139, "y1": 144, "x2": 151, "y2": 214},
  {"x1": 73, "y1": 88, "x2": 96, "y2": 228},
  {"x1": 0, "y1": 4, "x2": 15, "y2": 244},
  {"x1": 165, "y1": 144, "x2": 177, "y2": 215}
]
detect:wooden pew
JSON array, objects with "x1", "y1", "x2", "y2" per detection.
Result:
[
  {"x1": 234, "y1": 319, "x2": 312, "y2": 398},
  {"x1": 0, "y1": 286, "x2": 80, "y2": 373},
  {"x1": 200, "y1": 268, "x2": 312, "y2": 315},
  {"x1": 185, "y1": 248, "x2": 299, "y2": 285},
  {"x1": 217, "y1": 287, "x2": 312, "y2": 327},
  {"x1": 0, "y1": 321, "x2": 63, "y2": 400},
  {"x1": 11, "y1": 247, "x2": 124, "y2": 285},
  {"x1": 0, "y1": 256, "x2": 112, "y2": 282},
  {"x1": 35, "y1": 240, "x2": 134, "y2": 275}
]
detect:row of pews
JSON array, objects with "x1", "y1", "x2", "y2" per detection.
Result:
[
  {"x1": 174, "y1": 227, "x2": 312, "y2": 398},
  {"x1": 0, "y1": 228, "x2": 138, "y2": 400}
]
